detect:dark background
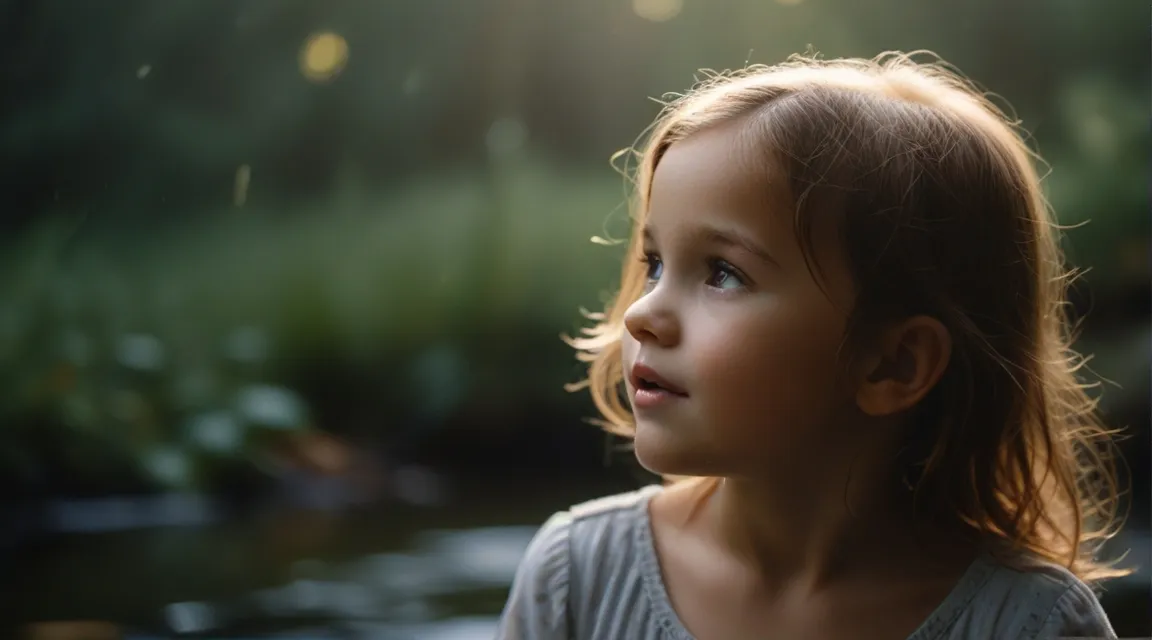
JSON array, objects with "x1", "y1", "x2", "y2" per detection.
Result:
[{"x1": 0, "y1": 0, "x2": 1147, "y2": 638}]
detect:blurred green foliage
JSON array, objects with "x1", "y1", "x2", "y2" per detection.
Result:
[
  {"x1": 0, "y1": 156, "x2": 634, "y2": 492},
  {"x1": 0, "y1": 0, "x2": 1146, "y2": 494}
]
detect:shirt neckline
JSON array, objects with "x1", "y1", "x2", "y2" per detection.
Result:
[{"x1": 631, "y1": 484, "x2": 999, "y2": 640}]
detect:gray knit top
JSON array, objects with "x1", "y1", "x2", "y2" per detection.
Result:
[{"x1": 496, "y1": 485, "x2": 1117, "y2": 639}]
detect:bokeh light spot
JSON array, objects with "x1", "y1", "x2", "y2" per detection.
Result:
[
  {"x1": 403, "y1": 69, "x2": 425, "y2": 96},
  {"x1": 633, "y1": 0, "x2": 682, "y2": 22},
  {"x1": 234, "y1": 164, "x2": 251, "y2": 207},
  {"x1": 776, "y1": 0, "x2": 806, "y2": 5},
  {"x1": 485, "y1": 117, "x2": 529, "y2": 158},
  {"x1": 300, "y1": 31, "x2": 349, "y2": 83}
]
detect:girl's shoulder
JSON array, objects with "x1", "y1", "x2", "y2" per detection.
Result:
[
  {"x1": 523, "y1": 483, "x2": 663, "y2": 579},
  {"x1": 929, "y1": 547, "x2": 1119, "y2": 640},
  {"x1": 496, "y1": 485, "x2": 665, "y2": 639}
]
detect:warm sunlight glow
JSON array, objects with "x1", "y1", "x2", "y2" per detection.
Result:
[
  {"x1": 633, "y1": 0, "x2": 682, "y2": 22},
  {"x1": 300, "y1": 32, "x2": 349, "y2": 83}
]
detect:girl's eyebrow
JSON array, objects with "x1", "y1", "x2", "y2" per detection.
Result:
[{"x1": 643, "y1": 222, "x2": 781, "y2": 268}]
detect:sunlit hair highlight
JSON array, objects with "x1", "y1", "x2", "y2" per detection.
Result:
[{"x1": 564, "y1": 51, "x2": 1129, "y2": 585}]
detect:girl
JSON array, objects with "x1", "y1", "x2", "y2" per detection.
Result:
[{"x1": 497, "y1": 51, "x2": 1129, "y2": 640}]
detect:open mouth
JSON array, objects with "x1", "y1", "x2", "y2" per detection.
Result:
[
  {"x1": 631, "y1": 364, "x2": 687, "y2": 397},
  {"x1": 636, "y1": 377, "x2": 683, "y2": 394}
]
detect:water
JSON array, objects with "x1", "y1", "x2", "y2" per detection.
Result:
[
  {"x1": 6, "y1": 481, "x2": 619, "y2": 639},
  {"x1": 8, "y1": 484, "x2": 1150, "y2": 638}
]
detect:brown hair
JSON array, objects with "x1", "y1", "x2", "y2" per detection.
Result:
[{"x1": 565, "y1": 51, "x2": 1129, "y2": 584}]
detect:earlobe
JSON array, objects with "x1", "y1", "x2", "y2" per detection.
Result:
[{"x1": 855, "y1": 316, "x2": 952, "y2": 417}]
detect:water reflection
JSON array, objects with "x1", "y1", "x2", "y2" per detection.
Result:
[
  {"x1": 11, "y1": 494, "x2": 541, "y2": 638},
  {"x1": 22, "y1": 618, "x2": 502, "y2": 639},
  {"x1": 12, "y1": 490, "x2": 1148, "y2": 638},
  {"x1": 46, "y1": 494, "x2": 218, "y2": 534},
  {"x1": 232, "y1": 524, "x2": 535, "y2": 631}
]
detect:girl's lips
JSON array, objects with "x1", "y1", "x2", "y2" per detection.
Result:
[
  {"x1": 632, "y1": 386, "x2": 687, "y2": 409},
  {"x1": 626, "y1": 361, "x2": 686, "y2": 407},
  {"x1": 629, "y1": 363, "x2": 688, "y2": 399}
]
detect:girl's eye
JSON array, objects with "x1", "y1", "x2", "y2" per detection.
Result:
[
  {"x1": 640, "y1": 254, "x2": 746, "y2": 291},
  {"x1": 705, "y1": 259, "x2": 746, "y2": 291},
  {"x1": 641, "y1": 253, "x2": 663, "y2": 282}
]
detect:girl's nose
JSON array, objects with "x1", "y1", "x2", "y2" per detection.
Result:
[{"x1": 623, "y1": 289, "x2": 681, "y2": 348}]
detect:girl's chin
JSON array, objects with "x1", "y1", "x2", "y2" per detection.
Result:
[{"x1": 632, "y1": 425, "x2": 714, "y2": 478}]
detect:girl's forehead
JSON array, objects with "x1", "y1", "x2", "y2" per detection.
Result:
[
  {"x1": 654, "y1": 125, "x2": 785, "y2": 199},
  {"x1": 646, "y1": 125, "x2": 794, "y2": 241}
]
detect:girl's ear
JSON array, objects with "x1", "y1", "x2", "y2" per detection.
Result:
[{"x1": 854, "y1": 316, "x2": 952, "y2": 417}]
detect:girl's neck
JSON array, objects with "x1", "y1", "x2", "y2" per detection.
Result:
[
  {"x1": 712, "y1": 474, "x2": 906, "y2": 591},
  {"x1": 666, "y1": 465, "x2": 971, "y2": 598}
]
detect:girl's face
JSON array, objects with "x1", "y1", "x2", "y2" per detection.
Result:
[{"x1": 620, "y1": 122, "x2": 860, "y2": 480}]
